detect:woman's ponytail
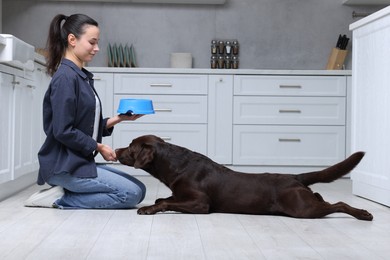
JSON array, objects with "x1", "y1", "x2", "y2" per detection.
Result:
[{"x1": 45, "y1": 14, "x2": 67, "y2": 76}]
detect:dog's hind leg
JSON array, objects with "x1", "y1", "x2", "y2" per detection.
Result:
[
  {"x1": 277, "y1": 189, "x2": 373, "y2": 221},
  {"x1": 288, "y1": 201, "x2": 373, "y2": 221}
]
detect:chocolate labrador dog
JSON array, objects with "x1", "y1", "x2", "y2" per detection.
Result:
[{"x1": 116, "y1": 135, "x2": 373, "y2": 221}]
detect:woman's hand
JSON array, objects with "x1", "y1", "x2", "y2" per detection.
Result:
[
  {"x1": 106, "y1": 114, "x2": 144, "y2": 129},
  {"x1": 118, "y1": 114, "x2": 144, "y2": 121},
  {"x1": 97, "y1": 143, "x2": 117, "y2": 162}
]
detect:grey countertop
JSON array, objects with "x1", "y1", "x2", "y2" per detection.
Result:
[{"x1": 87, "y1": 67, "x2": 352, "y2": 76}]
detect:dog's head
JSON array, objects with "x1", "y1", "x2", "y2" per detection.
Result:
[{"x1": 115, "y1": 135, "x2": 165, "y2": 169}]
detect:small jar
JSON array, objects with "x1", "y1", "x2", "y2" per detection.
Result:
[
  {"x1": 211, "y1": 40, "x2": 217, "y2": 55},
  {"x1": 218, "y1": 41, "x2": 225, "y2": 54},
  {"x1": 225, "y1": 41, "x2": 232, "y2": 55},
  {"x1": 218, "y1": 55, "x2": 225, "y2": 69},
  {"x1": 225, "y1": 55, "x2": 232, "y2": 69},
  {"x1": 232, "y1": 56, "x2": 239, "y2": 69},
  {"x1": 210, "y1": 55, "x2": 218, "y2": 69},
  {"x1": 232, "y1": 40, "x2": 239, "y2": 55}
]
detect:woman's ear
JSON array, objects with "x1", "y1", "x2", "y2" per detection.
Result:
[
  {"x1": 67, "y1": 33, "x2": 77, "y2": 47},
  {"x1": 134, "y1": 144, "x2": 154, "y2": 169}
]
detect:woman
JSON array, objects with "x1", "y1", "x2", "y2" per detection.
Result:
[{"x1": 25, "y1": 14, "x2": 146, "y2": 209}]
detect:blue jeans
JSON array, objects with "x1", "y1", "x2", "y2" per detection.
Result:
[{"x1": 47, "y1": 165, "x2": 146, "y2": 209}]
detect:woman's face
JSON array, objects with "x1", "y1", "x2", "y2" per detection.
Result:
[{"x1": 68, "y1": 25, "x2": 100, "y2": 65}]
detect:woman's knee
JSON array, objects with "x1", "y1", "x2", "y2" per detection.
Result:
[{"x1": 117, "y1": 184, "x2": 144, "y2": 208}]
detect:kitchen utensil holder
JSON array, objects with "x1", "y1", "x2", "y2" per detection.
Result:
[{"x1": 326, "y1": 48, "x2": 348, "y2": 70}]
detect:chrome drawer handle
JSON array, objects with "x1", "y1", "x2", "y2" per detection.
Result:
[
  {"x1": 279, "y1": 85, "x2": 302, "y2": 89},
  {"x1": 278, "y1": 138, "x2": 301, "y2": 142},
  {"x1": 93, "y1": 77, "x2": 102, "y2": 80},
  {"x1": 279, "y1": 109, "x2": 301, "y2": 113},
  {"x1": 160, "y1": 136, "x2": 172, "y2": 141},
  {"x1": 154, "y1": 108, "x2": 173, "y2": 112},
  {"x1": 150, "y1": 83, "x2": 173, "y2": 87},
  {"x1": 27, "y1": 84, "x2": 36, "y2": 89}
]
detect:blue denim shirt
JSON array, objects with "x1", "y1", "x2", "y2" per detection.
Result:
[{"x1": 37, "y1": 59, "x2": 113, "y2": 185}]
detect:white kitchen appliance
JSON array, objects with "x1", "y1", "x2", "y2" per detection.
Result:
[{"x1": 0, "y1": 34, "x2": 35, "y2": 71}]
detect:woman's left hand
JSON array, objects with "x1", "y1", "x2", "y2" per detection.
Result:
[
  {"x1": 106, "y1": 114, "x2": 145, "y2": 129},
  {"x1": 118, "y1": 114, "x2": 144, "y2": 121}
]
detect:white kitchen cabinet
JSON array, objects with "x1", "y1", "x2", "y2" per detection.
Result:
[
  {"x1": 0, "y1": 62, "x2": 47, "y2": 185},
  {"x1": 0, "y1": 72, "x2": 14, "y2": 183},
  {"x1": 232, "y1": 75, "x2": 347, "y2": 167},
  {"x1": 112, "y1": 73, "x2": 208, "y2": 157},
  {"x1": 89, "y1": 68, "x2": 351, "y2": 174},
  {"x1": 12, "y1": 75, "x2": 38, "y2": 179},
  {"x1": 350, "y1": 6, "x2": 390, "y2": 206},
  {"x1": 33, "y1": 64, "x2": 51, "y2": 146}
]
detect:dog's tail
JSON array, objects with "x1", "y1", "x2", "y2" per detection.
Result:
[{"x1": 295, "y1": 152, "x2": 365, "y2": 186}]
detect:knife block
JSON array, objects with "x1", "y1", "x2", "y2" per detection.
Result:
[{"x1": 326, "y1": 48, "x2": 348, "y2": 70}]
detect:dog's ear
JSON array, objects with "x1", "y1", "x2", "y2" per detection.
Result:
[{"x1": 134, "y1": 143, "x2": 155, "y2": 169}]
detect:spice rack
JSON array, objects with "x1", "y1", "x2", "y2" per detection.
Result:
[{"x1": 210, "y1": 39, "x2": 239, "y2": 69}]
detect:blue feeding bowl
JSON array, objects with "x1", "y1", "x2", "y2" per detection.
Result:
[{"x1": 117, "y1": 99, "x2": 155, "y2": 115}]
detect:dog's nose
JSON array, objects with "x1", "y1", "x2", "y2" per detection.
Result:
[{"x1": 115, "y1": 149, "x2": 122, "y2": 157}]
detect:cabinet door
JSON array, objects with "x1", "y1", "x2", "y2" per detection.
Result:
[
  {"x1": 234, "y1": 75, "x2": 346, "y2": 96},
  {"x1": 208, "y1": 75, "x2": 233, "y2": 164},
  {"x1": 33, "y1": 65, "x2": 51, "y2": 163},
  {"x1": 0, "y1": 73, "x2": 14, "y2": 183},
  {"x1": 113, "y1": 123, "x2": 207, "y2": 156},
  {"x1": 13, "y1": 76, "x2": 39, "y2": 179},
  {"x1": 93, "y1": 73, "x2": 114, "y2": 163},
  {"x1": 114, "y1": 94, "x2": 207, "y2": 124},
  {"x1": 233, "y1": 96, "x2": 346, "y2": 125},
  {"x1": 233, "y1": 125, "x2": 345, "y2": 166},
  {"x1": 351, "y1": 16, "x2": 390, "y2": 206},
  {"x1": 114, "y1": 74, "x2": 208, "y2": 95}
]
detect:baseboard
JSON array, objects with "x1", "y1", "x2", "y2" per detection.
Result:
[{"x1": 0, "y1": 172, "x2": 38, "y2": 202}]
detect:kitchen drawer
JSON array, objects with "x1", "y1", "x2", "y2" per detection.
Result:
[
  {"x1": 114, "y1": 94, "x2": 207, "y2": 124},
  {"x1": 233, "y1": 125, "x2": 345, "y2": 166},
  {"x1": 233, "y1": 96, "x2": 346, "y2": 125},
  {"x1": 113, "y1": 124, "x2": 207, "y2": 155},
  {"x1": 234, "y1": 76, "x2": 346, "y2": 96},
  {"x1": 114, "y1": 74, "x2": 208, "y2": 95}
]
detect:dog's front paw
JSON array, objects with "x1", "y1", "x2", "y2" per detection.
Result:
[{"x1": 137, "y1": 205, "x2": 157, "y2": 215}]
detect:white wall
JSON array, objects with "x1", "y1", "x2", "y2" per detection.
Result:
[
  {"x1": 2, "y1": 0, "x2": 385, "y2": 69},
  {"x1": 0, "y1": 0, "x2": 2, "y2": 33}
]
